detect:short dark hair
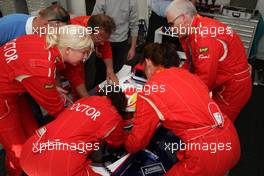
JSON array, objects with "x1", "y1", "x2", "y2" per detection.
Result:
[
  {"x1": 141, "y1": 43, "x2": 180, "y2": 68},
  {"x1": 98, "y1": 85, "x2": 128, "y2": 118},
  {"x1": 39, "y1": 4, "x2": 70, "y2": 23},
  {"x1": 88, "y1": 14, "x2": 116, "y2": 35}
]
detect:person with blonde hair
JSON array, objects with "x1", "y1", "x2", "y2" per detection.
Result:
[
  {"x1": 0, "y1": 25, "x2": 93, "y2": 175},
  {"x1": 0, "y1": 3, "x2": 71, "y2": 145}
]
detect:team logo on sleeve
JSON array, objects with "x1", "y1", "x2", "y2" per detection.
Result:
[
  {"x1": 55, "y1": 57, "x2": 61, "y2": 64},
  {"x1": 198, "y1": 54, "x2": 210, "y2": 60},
  {"x1": 198, "y1": 47, "x2": 210, "y2": 60},
  {"x1": 199, "y1": 47, "x2": 209, "y2": 53},
  {"x1": 44, "y1": 83, "x2": 55, "y2": 89}
]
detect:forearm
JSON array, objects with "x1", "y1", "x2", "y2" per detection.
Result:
[
  {"x1": 130, "y1": 36, "x2": 137, "y2": 50},
  {"x1": 55, "y1": 70, "x2": 62, "y2": 86},
  {"x1": 76, "y1": 84, "x2": 90, "y2": 98},
  {"x1": 103, "y1": 59, "x2": 114, "y2": 73},
  {"x1": 105, "y1": 121, "x2": 128, "y2": 148},
  {"x1": 125, "y1": 97, "x2": 160, "y2": 153},
  {"x1": 103, "y1": 58, "x2": 119, "y2": 84}
]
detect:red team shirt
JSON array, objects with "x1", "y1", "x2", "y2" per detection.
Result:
[
  {"x1": 20, "y1": 96, "x2": 126, "y2": 176},
  {"x1": 125, "y1": 68, "x2": 240, "y2": 176},
  {"x1": 180, "y1": 15, "x2": 252, "y2": 121},
  {"x1": 0, "y1": 35, "x2": 65, "y2": 116},
  {"x1": 0, "y1": 35, "x2": 70, "y2": 175}
]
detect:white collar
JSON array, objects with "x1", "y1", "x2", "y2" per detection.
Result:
[{"x1": 25, "y1": 16, "x2": 36, "y2": 34}]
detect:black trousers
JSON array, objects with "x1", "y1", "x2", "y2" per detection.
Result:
[
  {"x1": 85, "y1": 40, "x2": 130, "y2": 91},
  {"x1": 85, "y1": 52, "x2": 106, "y2": 91},
  {"x1": 24, "y1": 94, "x2": 44, "y2": 126},
  {"x1": 110, "y1": 40, "x2": 129, "y2": 73},
  {"x1": 85, "y1": 0, "x2": 96, "y2": 15}
]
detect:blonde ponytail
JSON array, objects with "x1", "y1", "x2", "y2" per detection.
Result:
[{"x1": 46, "y1": 33, "x2": 59, "y2": 49}]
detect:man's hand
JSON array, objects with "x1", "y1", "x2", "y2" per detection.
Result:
[
  {"x1": 106, "y1": 69, "x2": 119, "y2": 85},
  {"x1": 127, "y1": 47, "x2": 136, "y2": 61},
  {"x1": 95, "y1": 47, "x2": 103, "y2": 58},
  {"x1": 56, "y1": 86, "x2": 73, "y2": 105},
  {"x1": 103, "y1": 59, "x2": 119, "y2": 84},
  {"x1": 76, "y1": 84, "x2": 90, "y2": 98},
  {"x1": 127, "y1": 36, "x2": 137, "y2": 61}
]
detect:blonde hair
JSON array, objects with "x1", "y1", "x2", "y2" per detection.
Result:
[{"x1": 46, "y1": 25, "x2": 94, "y2": 50}]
